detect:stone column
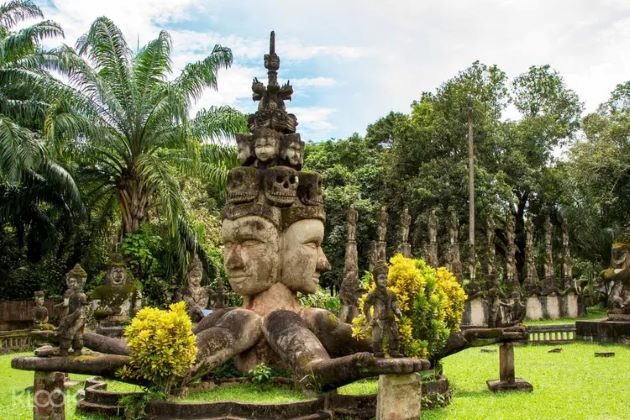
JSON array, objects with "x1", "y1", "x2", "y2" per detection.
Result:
[
  {"x1": 376, "y1": 373, "x2": 421, "y2": 420},
  {"x1": 561, "y1": 220, "x2": 573, "y2": 290},
  {"x1": 340, "y1": 206, "x2": 360, "y2": 323},
  {"x1": 486, "y1": 343, "x2": 533, "y2": 392},
  {"x1": 523, "y1": 218, "x2": 539, "y2": 295},
  {"x1": 33, "y1": 371, "x2": 65, "y2": 420},
  {"x1": 542, "y1": 215, "x2": 556, "y2": 294},
  {"x1": 505, "y1": 214, "x2": 520, "y2": 293},
  {"x1": 398, "y1": 207, "x2": 412, "y2": 258},
  {"x1": 485, "y1": 215, "x2": 497, "y2": 290},
  {"x1": 448, "y1": 209, "x2": 463, "y2": 282},
  {"x1": 427, "y1": 208, "x2": 438, "y2": 267}
]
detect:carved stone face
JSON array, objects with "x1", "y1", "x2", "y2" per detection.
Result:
[
  {"x1": 227, "y1": 167, "x2": 258, "y2": 204},
  {"x1": 222, "y1": 216, "x2": 280, "y2": 296},
  {"x1": 297, "y1": 173, "x2": 323, "y2": 206},
  {"x1": 35, "y1": 296, "x2": 44, "y2": 306},
  {"x1": 280, "y1": 219, "x2": 330, "y2": 294},
  {"x1": 189, "y1": 268, "x2": 203, "y2": 288},
  {"x1": 255, "y1": 135, "x2": 278, "y2": 162},
  {"x1": 264, "y1": 166, "x2": 298, "y2": 206},
  {"x1": 282, "y1": 135, "x2": 303, "y2": 166},
  {"x1": 66, "y1": 274, "x2": 85, "y2": 290},
  {"x1": 236, "y1": 135, "x2": 253, "y2": 165},
  {"x1": 376, "y1": 273, "x2": 388, "y2": 288},
  {"x1": 611, "y1": 244, "x2": 630, "y2": 275},
  {"x1": 106, "y1": 266, "x2": 128, "y2": 288}
]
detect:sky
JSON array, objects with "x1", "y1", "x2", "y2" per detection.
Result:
[{"x1": 38, "y1": 0, "x2": 630, "y2": 141}]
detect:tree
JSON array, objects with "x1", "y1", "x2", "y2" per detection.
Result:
[{"x1": 44, "y1": 17, "x2": 245, "y2": 258}]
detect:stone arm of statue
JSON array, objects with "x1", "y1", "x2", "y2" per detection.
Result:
[
  {"x1": 391, "y1": 295, "x2": 402, "y2": 319},
  {"x1": 263, "y1": 310, "x2": 428, "y2": 391},
  {"x1": 300, "y1": 308, "x2": 371, "y2": 356},
  {"x1": 364, "y1": 293, "x2": 375, "y2": 325}
]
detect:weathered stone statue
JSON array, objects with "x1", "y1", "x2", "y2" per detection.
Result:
[
  {"x1": 505, "y1": 214, "x2": 520, "y2": 293},
  {"x1": 487, "y1": 287, "x2": 525, "y2": 328},
  {"x1": 364, "y1": 264, "x2": 402, "y2": 358},
  {"x1": 57, "y1": 264, "x2": 88, "y2": 356},
  {"x1": 523, "y1": 218, "x2": 539, "y2": 295},
  {"x1": 447, "y1": 209, "x2": 463, "y2": 282},
  {"x1": 561, "y1": 220, "x2": 573, "y2": 290},
  {"x1": 368, "y1": 240, "x2": 378, "y2": 273},
  {"x1": 91, "y1": 255, "x2": 140, "y2": 336},
  {"x1": 340, "y1": 206, "x2": 360, "y2": 323},
  {"x1": 32, "y1": 291, "x2": 50, "y2": 330},
  {"x1": 542, "y1": 214, "x2": 556, "y2": 294},
  {"x1": 181, "y1": 256, "x2": 209, "y2": 322},
  {"x1": 600, "y1": 226, "x2": 630, "y2": 320},
  {"x1": 427, "y1": 208, "x2": 439, "y2": 267},
  {"x1": 377, "y1": 205, "x2": 388, "y2": 242},
  {"x1": 485, "y1": 215, "x2": 497, "y2": 290},
  {"x1": 398, "y1": 207, "x2": 412, "y2": 257}
]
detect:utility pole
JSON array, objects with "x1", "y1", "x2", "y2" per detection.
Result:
[{"x1": 467, "y1": 101, "x2": 476, "y2": 282}]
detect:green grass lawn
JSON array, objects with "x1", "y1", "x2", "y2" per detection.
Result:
[{"x1": 2, "y1": 342, "x2": 629, "y2": 419}]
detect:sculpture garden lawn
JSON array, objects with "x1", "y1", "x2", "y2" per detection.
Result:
[{"x1": 2, "y1": 341, "x2": 628, "y2": 419}]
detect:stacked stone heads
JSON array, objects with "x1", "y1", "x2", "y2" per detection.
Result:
[{"x1": 223, "y1": 31, "x2": 324, "y2": 303}]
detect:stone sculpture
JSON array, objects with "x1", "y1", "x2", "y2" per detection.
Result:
[
  {"x1": 523, "y1": 218, "x2": 539, "y2": 294},
  {"x1": 33, "y1": 291, "x2": 49, "y2": 329},
  {"x1": 364, "y1": 263, "x2": 402, "y2": 357},
  {"x1": 600, "y1": 226, "x2": 630, "y2": 320},
  {"x1": 561, "y1": 220, "x2": 573, "y2": 290},
  {"x1": 427, "y1": 208, "x2": 439, "y2": 267},
  {"x1": 57, "y1": 264, "x2": 88, "y2": 356},
  {"x1": 368, "y1": 240, "x2": 378, "y2": 273},
  {"x1": 505, "y1": 214, "x2": 520, "y2": 293},
  {"x1": 91, "y1": 255, "x2": 140, "y2": 337},
  {"x1": 485, "y1": 215, "x2": 497, "y2": 290},
  {"x1": 542, "y1": 214, "x2": 556, "y2": 294},
  {"x1": 181, "y1": 256, "x2": 209, "y2": 322},
  {"x1": 447, "y1": 209, "x2": 463, "y2": 282},
  {"x1": 398, "y1": 207, "x2": 412, "y2": 257},
  {"x1": 340, "y1": 206, "x2": 360, "y2": 323}
]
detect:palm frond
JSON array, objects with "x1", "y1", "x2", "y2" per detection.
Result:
[
  {"x1": 1, "y1": 20, "x2": 63, "y2": 62},
  {"x1": 0, "y1": 0, "x2": 43, "y2": 30},
  {"x1": 172, "y1": 44, "x2": 232, "y2": 104}
]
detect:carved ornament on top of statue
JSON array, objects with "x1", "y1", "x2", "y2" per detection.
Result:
[
  {"x1": 182, "y1": 255, "x2": 209, "y2": 322},
  {"x1": 523, "y1": 218, "x2": 540, "y2": 295},
  {"x1": 505, "y1": 214, "x2": 520, "y2": 293},
  {"x1": 601, "y1": 225, "x2": 630, "y2": 320},
  {"x1": 561, "y1": 220, "x2": 573, "y2": 291},
  {"x1": 542, "y1": 214, "x2": 556, "y2": 295}
]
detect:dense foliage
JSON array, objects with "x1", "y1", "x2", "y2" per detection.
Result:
[{"x1": 353, "y1": 254, "x2": 466, "y2": 359}]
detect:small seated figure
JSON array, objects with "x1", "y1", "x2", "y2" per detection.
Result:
[
  {"x1": 32, "y1": 291, "x2": 51, "y2": 330},
  {"x1": 181, "y1": 256, "x2": 209, "y2": 322},
  {"x1": 57, "y1": 264, "x2": 88, "y2": 356},
  {"x1": 364, "y1": 263, "x2": 403, "y2": 358}
]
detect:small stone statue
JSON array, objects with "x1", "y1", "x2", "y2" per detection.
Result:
[
  {"x1": 347, "y1": 205, "x2": 358, "y2": 242},
  {"x1": 600, "y1": 226, "x2": 630, "y2": 320},
  {"x1": 447, "y1": 209, "x2": 463, "y2": 281},
  {"x1": 427, "y1": 208, "x2": 439, "y2": 267},
  {"x1": 542, "y1": 214, "x2": 556, "y2": 293},
  {"x1": 57, "y1": 264, "x2": 88, "y2": 356},
  {"x1": 364, "y1": 263, "x2": 403, "y2": 358},
  {"x1": 561, "y1": 220, "x2": 573, "y2": 290},
  {"x1": 399, "y1": 207, "x2": 412, "y2": 257},
  {"x1": 92, "y1": 255, "x2": 140, "y2": 327},
  {"x1": 505, "y1": 214, "x2": 520, "y2": 293},
  {"x1": 523, "y1": 218, "x2": 539, "y2": 294},
  {"x1": 340, "y1": 205, "x2": 360, "y2": 322},
  {"x1": 32, "y1": 291, "x2": 50, "y2": 330},
  {"x1": 377, "y1": 205, "x2": 388, "y2": 242},
  {"x1": 181, "y1": 256, "x2": 209, "y2": 322}
]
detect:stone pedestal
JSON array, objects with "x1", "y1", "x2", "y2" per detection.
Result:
[
  {"x1": 376, "y1": 373, "x2": 421, "y2": 420},
  {"x1": 544, "y1": 294, "x2": 560, "y2": 319},
  {"x1": 33, "y1": 371, "x2": 65, "y2": 420},
  {"x1": 464, "y1": 297, "x2": 487, "y2": 326},
  {"x1": 562, "y1": 292, "x2": 579, "y2": 317},
  {"x1": 526, "y1": 296, "x2": 543, "y2": 320},
  {"x1": 486, "y1": 343, "x2": 533, "y2": 393},
  {"x1": 576, "y1": 320, "x2": 630, "y2": 344}
]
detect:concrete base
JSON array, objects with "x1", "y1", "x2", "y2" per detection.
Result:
[
  {"x1": 526, "y1": 296, "x2": 543, "y2": 320},
  {"x1": 376, "y1": 373, "x2": 421, "y2": 420},
  {"x1": 34, "y1": 371, "x2": 65, "y2": 420},
  {"x1": 576, "y1": 320, "x2": 630, "y2": 344},
  {"x1": 487, "y1": 378, "x2": 533, "y2": 393}
]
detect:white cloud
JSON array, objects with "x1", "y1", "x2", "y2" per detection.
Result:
[{"x1": 290, "y1": 107, "x2": 336, "y2": 140}]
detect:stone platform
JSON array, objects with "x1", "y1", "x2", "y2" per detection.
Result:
[
  {"x1": 487, "y1": 378, "x2": 533, "y2": 392},
  {"x1": 576, "y1": 319, "x2": 630, "y2": 344}
]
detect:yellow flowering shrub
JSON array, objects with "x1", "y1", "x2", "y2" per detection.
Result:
[
  {"x1": 353, "y1": 254, "x2": 467, "y2": 359},
  {"x1": 119, "y1": 302, "x2": 197, "y2": 393}
]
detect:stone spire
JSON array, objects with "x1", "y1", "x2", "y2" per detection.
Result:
[
  {"x1": 446, "y1": 209, "x2": 463, "y2": 282},
  {"x1": 561, "y1": 220, "x2": 573, "y2": 290},
  {"x1": 541, "y1": 214, "x2": 556, "y2": 294},
  {"x1": 426, "y1": 208, "x2": 439, "y2": 267},
  {"x1": 523, "y1": 218, "x2": 539, "y2": 295},
  {"x1": 398, "y1": 207, "x2": 412, "y2": 258},
  {"x1": 485, "y1": 215, "x2": 498, "y2": 290},
  {"x1": 505, "y1": 213, "x2": 520, "y2": 293}
]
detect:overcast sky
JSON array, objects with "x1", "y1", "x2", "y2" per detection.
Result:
[{"x1": 39, "y1": 0, "x2": 630, "y2": 141}]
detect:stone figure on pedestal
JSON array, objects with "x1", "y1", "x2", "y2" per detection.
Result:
[
  {"x1": 340, "y1": 205, "x2": 360, "y2": 322},
  {"x1": 427, "y1": 208, "x2": 439, "y2": 267},
  {"x1": 523, "y1": 218, "x2": 540, "y2": 295},
  {"x1": 181, "y1": 256, "x2": 209, "y2": 322},
  {"x1": 398, "y1": 207, "x2": 412, "y2": 257},
  {"x1": 600, "y1": 226, "x2": 630, "y2": 320},
  {"x1": 364, "y1": 263, "x2": 402, "y2": 358},
  {"x1": 57, "y1": 264, "x2": 88, "y2": 356},
  {"x1": 33, "y1": 291, "x2": 49, "y2": 330}
]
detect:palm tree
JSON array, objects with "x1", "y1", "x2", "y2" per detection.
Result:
[
  {"x1": 0, "y1": 0, "x2": 83, "y2": 262},
  {"x1": 46, "y1": 17, "x2": 245, "y2": 242}
]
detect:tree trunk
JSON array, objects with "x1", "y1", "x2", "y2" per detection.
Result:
[{"x1": 117, "y1": 172, "x2": 150, "y2": 235}]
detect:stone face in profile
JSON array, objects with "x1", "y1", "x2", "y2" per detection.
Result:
[
  {"x1": 280, "y1": 219, "x2": 330, "y2": 294},
  {"x1": 222, "y1": 215, "x2": 280, "y2": 297},
  {"x1": 236, "y1": 134, "x2": 255, "y2": 166}
]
